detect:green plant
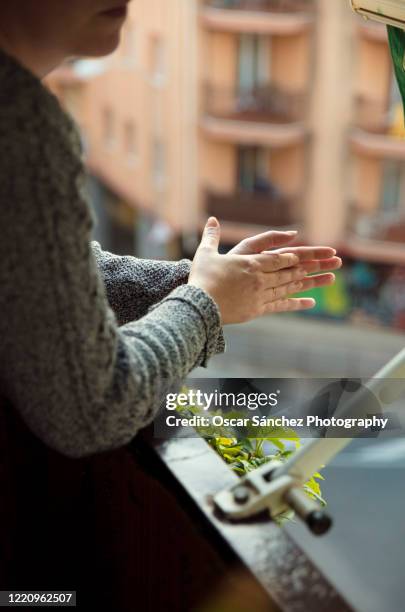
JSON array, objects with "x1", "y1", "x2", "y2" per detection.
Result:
[
  {"x1": 208, "y1": 436, "x2": 325, "y2": 523},
  {"x1": 176, "y1": 391, "x2": 326, "y2": 523}
]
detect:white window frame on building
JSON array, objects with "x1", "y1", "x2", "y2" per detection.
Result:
[
  {"x1": 380, "y1": 159, "x2": 405, "y2": 219},
  {"x1": 237, "y1": 34, "x2": 271, "y2": 91},
  {"x1": 237, "y1": 146, "x2": 271, "y2": 193}
]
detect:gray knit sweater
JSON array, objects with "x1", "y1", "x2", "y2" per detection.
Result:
[{"x1": 0, "y1": 50, "x2": 225, "y2": 458}]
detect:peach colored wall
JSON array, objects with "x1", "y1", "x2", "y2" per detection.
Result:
[
  {"x1": 356, "y1": 38, "x2": 391, "y2": 103},
  {"x1": 197, "y1": 10, "x2": 312, "y2": 230},
  {"x1": 200, "y1": 140, "x2": 236, "y2": 192},
  {"x1": 353, "y1": 156, "x2": 382, "y2": 213},
  {"x1": 205, "y1": 32, "x2": 237, "y2": 88},
  {"x1": 64, "y1": 0, "x2": 202, "y2": 234},
  {"x1": 305, "y1": 0, "x2": 354, "y2": 246},
  {"x1": 351, "y1": 37, "x2": 394, "y2": 219},
  {"x1": 270, "y1": 144, "x2": 306, "y2": 195},
  {"x1": 272, "y1": 33, "x2": 312, "y2": 91},
  {"x1": 203, "y1": 31, "x2": 311, "y2": 92},
  {"x1": 47, "y1": 0, "x2": 404, "y2": 256},
  {"x1": 199, "y1": 140, "x2": 305, "y2": 198}
]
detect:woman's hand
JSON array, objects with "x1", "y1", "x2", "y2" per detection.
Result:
[
  {"x1": 188, "y1": 218, "x2": 342, "y2": 325},
  {"x1": 230, "y1": 227, "x2": 342, "y2": 302}
]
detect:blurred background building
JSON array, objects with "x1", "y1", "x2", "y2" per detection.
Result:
[{"x1": 46, "y1": 0, "x2": 405, "y2": 334}]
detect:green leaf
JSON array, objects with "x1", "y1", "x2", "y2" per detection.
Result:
[{"x1": 176, "y1": 388, "x2": 327, "y2": 521}]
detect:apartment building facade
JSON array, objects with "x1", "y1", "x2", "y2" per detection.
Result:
[{"x1": 47, "y1": 0, "x2": 405, "y2": 328}]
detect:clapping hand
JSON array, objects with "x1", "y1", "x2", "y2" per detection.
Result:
[
  {"x1": 229, "y1": 228, "x2": 341, "y2": 313},
  {"x1": 189, "y1": 219, "x2": 341, "y2": 324}
]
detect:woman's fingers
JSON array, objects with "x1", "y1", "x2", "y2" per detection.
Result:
[
  {"x1": 264, "y1": 272, "x2": 335, "y2": 301},
  {"x1": 265, "y1": 279, "x2": 305, "y2": 302},
  {"x1": 264, "y1": 246, "x2": 337, "y2": 261},
  {"x1": 253, "y1": 252, "x2": 299, "y2": 272},
  {"x1": 265, "y1": 266, "x2": 307, "y2": 287},
  {"x1": 264, "y1": 297, "x2": 316, "y2": 313},
  {"x1": 301, "y1": 257, "x2": 342, "y2": 274},
  {"x1": 260, "y1": 258, "x2": 340, "y2": 289},
  {"x1": 256, "y1": 245, "x2": 339, "y2": 315},
  {"x1": 230, "y1": 230, "x2": 298, "y2": 255},
  {"x1": 299, "y1": 272, "x2": 335, "y2": 292}
]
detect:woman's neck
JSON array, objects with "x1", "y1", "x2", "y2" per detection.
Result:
[{"x1": 0, "y1": 30, "x2": 62, "y2": 79}]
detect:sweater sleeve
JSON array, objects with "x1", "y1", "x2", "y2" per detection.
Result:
[
  {"x1": 91, "y1": 243, "x2": 226, "y2": 355},
  {"x1": 0, "y1": 75, "x2": 225, "y2": 458},
  {"x1": 91, "y1": 242, "x2": 192, "y2": 324}
]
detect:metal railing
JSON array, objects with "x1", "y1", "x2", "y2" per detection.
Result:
[
  {"x1": 348, "y1": 202, "x2": 405, "y2": 242},
  {"x1": 204, "y1": 83, "x2": 308, "y2": 124},
  {"x1": 353, "y1": 95, "x2": 401, "y2": 135},
  {"x1": 206, "y1": 189, "x2": 298, "y2": 226},
  {"x1": 206, "y1": 0, "x2": 315, "y2": 13}
]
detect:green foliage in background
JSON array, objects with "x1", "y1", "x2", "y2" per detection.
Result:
[
  {"x1": 209, "y1": 437, "x2": 325, "y2": 506},
  {"x1": 298, "y1": 269, "x2": 351, "y2": 318},
  {"x1": 176, "y1": 390, "x2": 326, "y2": 524}
]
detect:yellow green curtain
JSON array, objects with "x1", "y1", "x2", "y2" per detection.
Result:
[{"x1": 388, "y1": 26, "x2": 405, "y2": 118}]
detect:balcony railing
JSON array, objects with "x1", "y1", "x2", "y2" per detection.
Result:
[
  {"x1": 205, "y1": 83, "x2": 307, "y2": 124},
  {"x1": 349, "y1": 203, "x2": 405, "y2": 244},
  {"x1": 353, "y1": 95, "x2": 404, "y2": 136},
  {"x1": 356, "y1": 18, "x2": 387, "y2": 43},
  {"x1": 350, "y1": 96, "x2": 405, "y2": 157},
  {"x1": 206, "y1": 0, "x2": 314, "y2": 13},
  {"x1": 206, "y1": 189, "x2": 298, "y2": 226}
]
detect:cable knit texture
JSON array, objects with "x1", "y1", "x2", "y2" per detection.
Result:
[{"x1": 0, "y1": 49, "x2": 226, "y2": 458}]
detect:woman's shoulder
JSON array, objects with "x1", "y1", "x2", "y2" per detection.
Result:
[{"x1": 0, "y1": 49, "x2": 82, "y2": 157}]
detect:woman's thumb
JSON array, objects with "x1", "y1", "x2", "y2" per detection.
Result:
[{"x1": 200, "y1": 217, "x2": 221, "y2": 251}]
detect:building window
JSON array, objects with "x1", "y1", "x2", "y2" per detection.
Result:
[
  {"x1": 103, "y1": 107, "x2": 115, "y2": 149},
  {"x1": 389, "y1": 71, "x2": 402, "y2": 112},
  {"x1": 149, "y1": 35, "x2": 166, "y2": 86},
  {"x1": 380, "y1": 160, "x2": 405, "y2": 218},
  {"x1": 124, "y1": 121, "x2": 137, "y2": 165},
  {"x1": 238, "y1": 34, "x2": 271, "y2": 91},
  {"x1": 237, "y1": 147, "x2": 271, "y2": 193}
]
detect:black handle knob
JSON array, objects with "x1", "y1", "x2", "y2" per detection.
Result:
[
  {"x1": 284, "y1": 487, "x2": 333, "y2": 536},
  {"x1": 307, "y1": 510, "x2": 333, "y2": 535}
]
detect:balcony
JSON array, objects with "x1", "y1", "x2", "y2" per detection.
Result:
[
  {"x1": 356, "y1": 19, "x2": 387, "y2": 43},
  {"x1": 208, "y1": 0, "x2": 314, "y2": 11},
  {"x1": 350, "y1": 96, "x2": 405, "y2": 159},
  {"x1": 206, "y1": 189, "x2": 298, "y2": 227},
  {"x1": 351, "y1": 207, "x2": 405, "y2": 241},
  {"x1": 201, "y1": 0, "x2": 315, "y2": 35},
  {"x1": 140, "y1": 432, "x2": 352, "y2": 611},
  {"x1": 202, "y1": 83, "x2": 309, "y2": 146},
  {"x1": 345, "y1": 203, "x2": 405, "y2": 263}
]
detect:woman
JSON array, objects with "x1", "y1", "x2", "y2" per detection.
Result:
[
  {"x1": 0, "y1": 0, "x2": 341, "y2": 607},
  {"x1": 0, "y1": 0, "x2": 340, "y2": 458}
]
